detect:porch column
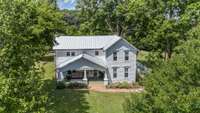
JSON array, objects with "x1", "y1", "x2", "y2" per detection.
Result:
[
  {"x1": 104, "y1": 71, "x2": 108, "y2": 85},
  {"x1": 56, "y1": 69, "x2": 64, "y2": 81},
  {"x1": 59, "y1": 71, "x2": 64, "y2": 81},
  {"x1": 82, "y1": 69, "x2": 88, "y2": 84}
]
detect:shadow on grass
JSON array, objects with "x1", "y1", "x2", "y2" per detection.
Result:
[{"x1": 43, "y1": 80, "x2": 90, "y2": 113}]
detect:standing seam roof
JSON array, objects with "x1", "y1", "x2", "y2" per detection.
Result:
[{"x1": 53, "y1": 35, "x2": 121, "y2": 50}]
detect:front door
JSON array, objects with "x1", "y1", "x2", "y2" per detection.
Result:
[{"x1": 88, "y1": 70, "x2": 104, "y2": 81}]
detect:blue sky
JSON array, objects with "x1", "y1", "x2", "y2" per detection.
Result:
[{"x1": 57, "y1": 0, "x2": 77, "y2": 10}]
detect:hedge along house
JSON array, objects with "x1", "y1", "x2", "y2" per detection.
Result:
[{"x1": 53, "y1": 35, "x2": 138, "y2": 85}]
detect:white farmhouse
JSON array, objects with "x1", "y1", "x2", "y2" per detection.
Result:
[{"x1": 53, "y1": 35, "x2": 138, "y2": 85}]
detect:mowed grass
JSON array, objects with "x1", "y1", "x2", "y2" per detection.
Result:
[
  {"x1": 41, "y1": 58, "x2": 131, "y2": 113},
  {"x1": 47, "y1": 89, "x2": 130, "y2": 113}
]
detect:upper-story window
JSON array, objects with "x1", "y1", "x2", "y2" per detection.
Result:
[
  {"x1": 124, "y1": 67, "x2": 129, "y2": 77},
  {"x1": 95, "y1": 51, "x2": 99, "y2": 56},
  {"x1": 66, "y1": 52, "x2": 70, "y2": 56},
  {"x1": 71, "y1": 52, "x2": 75, "y2": 56},
  {"x1": 66, "y1": 52, "x2": 75, "y2": 56},
  {"x1": 113, "y1": 52, "x2": 117, "y2": 61},
  {"x1": 113, "y1": 67, "x2": 117, "y2": 78},
  {"x1": 125, "y1": 51, "x2": 129, "y2": 60}
]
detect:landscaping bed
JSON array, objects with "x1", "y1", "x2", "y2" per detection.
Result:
[{"x1": 106, "y1": 82, "x2": 142, "y2": 89}]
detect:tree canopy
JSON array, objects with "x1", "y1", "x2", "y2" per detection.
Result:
[
  {"x1": 70, "y1": 0, "x2": 200, "y2": 60},
  {"x1": 0, "y1": 0, "x2": 64, "y2": 112},
  {"x1": 124, "y1": 39, "x2": 200, "y2": 113},
  {"x1": 124, "y1": 1, "x2": 200, "y2": 112}
]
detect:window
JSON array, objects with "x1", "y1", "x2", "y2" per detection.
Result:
[
  {"x1": 113, "y1": 52, "x2": 117, "y2": 61},
  {"x1": 71, "y1": 52, "x2": 75, "y2": 56},
  {"x1": 113, "y1": 67, "x2": 117, "y2": 78},
  {"x1": 95, "y1": 51, "x2": 99, "y2": 56},
  {"x1": 67, "y1": 70, "x2": 72, "y2": 75},
  {"x1": 124, "y1": 67, "x2": 129, "y2": 77},
  {"x1": 66, "y1": 52, "x2": 70, "y2": 56},
  {"x1": 125, "y1": 51, "x2": 129, "y2": 60}
]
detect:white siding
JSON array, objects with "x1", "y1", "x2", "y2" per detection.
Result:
[{"x1": 106, "y1": 39, "x2": 137, "y2": 83}]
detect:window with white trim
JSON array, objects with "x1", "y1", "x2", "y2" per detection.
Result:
[
  {"x1": 113, "y1": 52, "x2": 117, "y2": 61},
  {"x1": 66, "y1": 52, "x2": 70, "y2": 56},
  {"x1": 124, "y1": 67, "x2": 129, "y2": 77},
  {"x1": 125, "y1": 51, "x2": 129, "y2": 60},
  {"x1": 113, "y1": 67, "x2": 117, "y2": 78},
  {"x1": 71, "y1": 52, "x2": 75, "y2": 56}
]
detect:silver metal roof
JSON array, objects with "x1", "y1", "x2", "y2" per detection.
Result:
[{"x1": 53, "y1": 35, "x2": 121, "y2": 50}]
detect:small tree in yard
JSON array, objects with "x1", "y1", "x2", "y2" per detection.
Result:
[{"x1": 0, "y1": 0, "x2": 63, "y2": 112}]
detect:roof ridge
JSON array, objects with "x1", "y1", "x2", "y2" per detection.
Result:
[{"x1": 58, "y1": 35, "x2": 117, "y2": 37}]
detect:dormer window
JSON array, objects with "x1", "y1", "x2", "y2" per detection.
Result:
[
  {"x1": 125, "y1": 51, "x2": 129, "y2": 60},
  {"x1": 113, "y1": 52, "x2": 117, "y2": 61},
  {"x1": 95, "y1": 51, "x2": 99, "y2": 56}
]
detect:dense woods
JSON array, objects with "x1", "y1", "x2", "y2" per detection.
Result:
[{"x1": 0, "y1": 0, "x2": 199, "y2": 113}]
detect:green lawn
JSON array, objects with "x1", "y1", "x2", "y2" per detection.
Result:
[{"x1": 41, "y1": 59, "x2": 131, "y2": 113}]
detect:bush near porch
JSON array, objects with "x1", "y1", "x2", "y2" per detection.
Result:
[
  {"x1": 56, "y1": 81, "x2": 88, "y2": 89},
  {"x1": 106, "y1": 82, "x2": 141, "y2": 89}
]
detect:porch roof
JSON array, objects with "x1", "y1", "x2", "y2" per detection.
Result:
[{"x1": 57, "y1": 54, "x2": 107, "y2": 69}]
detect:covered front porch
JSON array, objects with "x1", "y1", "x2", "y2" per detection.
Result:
[
  {"x1": 56, "y1": 54, "x2": 109, "y2": 85},
  {"x1": 63, "y1": 69, "x2": 108, "y2": 84}
]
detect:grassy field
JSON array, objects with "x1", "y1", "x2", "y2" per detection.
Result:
[{"x1": 41, "y1": 60, "x2": 131, "y2": 113}]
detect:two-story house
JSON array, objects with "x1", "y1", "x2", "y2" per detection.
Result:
[{"x1": 53, "y1": 35, "x2": 138, "y2": 85}]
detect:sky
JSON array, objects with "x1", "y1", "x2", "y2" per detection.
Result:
[{"x1": 57, "y1": 0, "x2": 77, "y2": 10}]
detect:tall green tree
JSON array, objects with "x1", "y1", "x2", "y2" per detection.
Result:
[
  {"x1": 0, "y1": 0, "x2": 63, "y2": 112},
  {"x1": 76, "y1": 0, "x2": 126, "y2": 35}
]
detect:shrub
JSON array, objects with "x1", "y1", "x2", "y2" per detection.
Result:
[
  {"x1": 56, "y1": 81, "x2": 66, "y2": 89},
  {"x1": 107, "y1": 82, "x2": 133, "y2": 89},
  {"x1": 66, "y1": 82, "x2": 88, "y2": 89},
  {"x1": 118, "y1": 82, "x2": 130, "y2": 88}
]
